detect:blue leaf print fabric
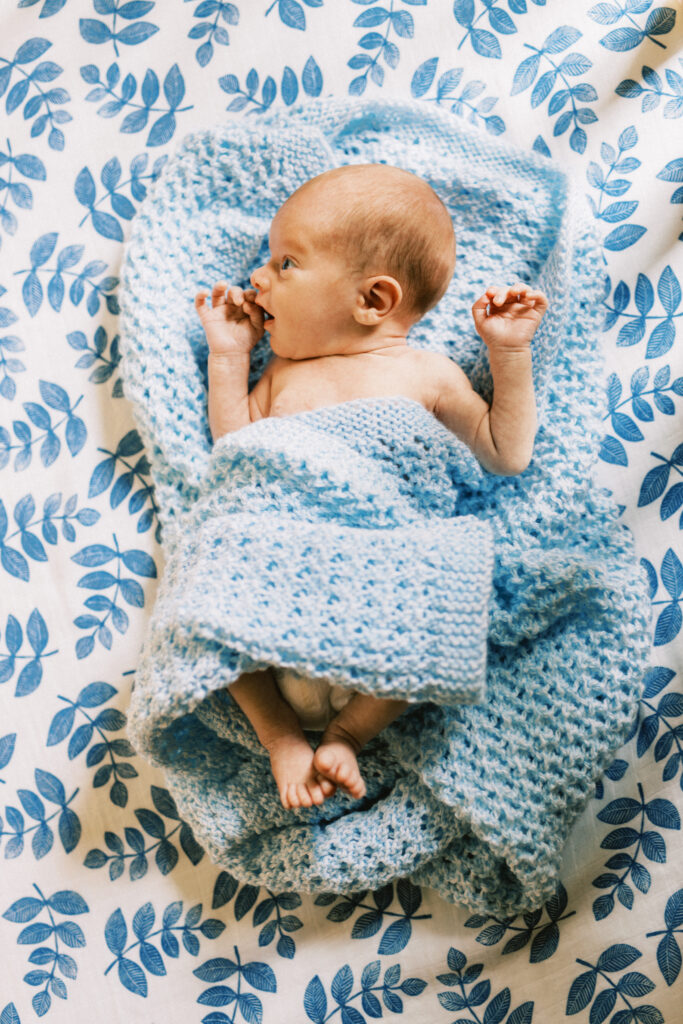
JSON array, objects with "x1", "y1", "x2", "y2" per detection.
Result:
[{"x1": 0, "y1": 2, "x2": 681, "y2": 1021}]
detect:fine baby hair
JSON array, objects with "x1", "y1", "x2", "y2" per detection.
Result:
[{"x1": 283, "y1": 163, "x2": 457, "y2": 321}]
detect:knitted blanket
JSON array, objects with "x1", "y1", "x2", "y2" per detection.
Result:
[
  {"x1": 155, "y1": 406, "x2": 494, "y2": 707},
  {"x1": 119, "y1": 97, "x2": 652, "y2": 915}
]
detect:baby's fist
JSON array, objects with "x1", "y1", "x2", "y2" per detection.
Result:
[
  {"x1": 195, "y1": 282, "x2": 264, "y2": 355},
  {"x1": 472, "y1": 283, "x2": 548, "y2": 352}
]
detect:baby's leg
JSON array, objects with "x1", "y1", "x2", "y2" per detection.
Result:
[
  {"x1": 228, "y1": 669, "x2": 336, "y2": 809},
  {"x1": 313, "y1": 693, "x2": 409, "y2": 799}
]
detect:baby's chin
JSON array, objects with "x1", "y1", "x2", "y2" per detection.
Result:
[
  {"x1": 269, "y1": 335, "x2": 314, "y2": 361},
  {"x1": 268, "y1": 327, "x2": 348, "y2": 361}
]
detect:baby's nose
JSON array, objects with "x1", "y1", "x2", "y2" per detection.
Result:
[{"x1": 250, "y1": 264, "x2": 267, "y2": 290}]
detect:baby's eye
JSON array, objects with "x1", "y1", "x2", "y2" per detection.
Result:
[{"x1": 280, "y1": 256, "x2": 293, "y2": 271}]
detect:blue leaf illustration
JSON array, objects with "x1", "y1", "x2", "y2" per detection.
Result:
[
  {"x1": 163, "y1": 64, "x2": 185, "y2": 108},
  {"x1": 597, "y1": 944, "x2": 641, "y2": 972},
  {"x1": 30, "y1": 232, "x2": 58, "y2": 267},
  {"x1": 531, "y1": 70, "x2": 556, "y2": 107},
  {"x1": 565, "y1": 970, "x2": 598, "y2": 1011},
  {"x1": 280, "y1": 65, "x2": 297, "y2": 104},
  {"x1": 589, "y1": 3, "x2": 622, "y2": 27},
  {"x1": 74, "y1": 168, "x2": 97, "y2": 209},
  {"x1": 601, "y1": 201, "x2": 639, "y2": 222},
  {"x1": 92, "y1": 210, "x2": 123, "y2": 240},
  {"x1": 378, "y1": 917, "x2": 411, "y2": 953},
  {"x1": 661, "y1": 548, "x2": 683, "y2": 599},
  {"x1": 617, "y1": 317, "x2": 646, "y2": 346},
  {"x1": 15, "y1": 38, "x2": 52, "y2": 64},
  {"x1": 121, "y1": 549, "x2": 156, "y2": 577},
  {"x1": 279, "y1": 0, "x2": 305, "y2": 31},
  {"x1": 304, "y1": 975, "x2": 327, "y2": 1023},
  {"x1": 38, "y1": 380, "x2": 69, "y2": 412},
  {"x1": 542, "y1": 26, "x2": 581, "y2": 53},
  {"x1": 48, "y1": 891, "x2": 88, "y2": 915},
  {"x1": 601, "y1": 27, "x2": 644, "y2": 50},
  {"x1": 602, "y1": 434, "x2": 630, "y2": 466},
  {"x1": 645, "y1": 798, "x2": 680, "y2": 829},
  {"x1": 118, "y1": 957, "x2": 147, "y2": 996},
  {"x1": 638, "y1": 465, "x2": 670, "y2": 506},
  {"x1": 453, "y1": 0, "x2": 475, "y2": 28},
  {"x1": 355, "y1": 8, "x2": 388, "y2": 28},
  {"x1": 646, "y1": 7, "x2": 676, "y2": 36},
  {"x1": 603, "y1": 224, "x2": 647, "y2": 250},
  {"x1": 511, "y1": 53, "x2": 541, "y2": 94},
  {"x1": 642, "y1": 830, "x2": 667, "y2": 862},
  {"x1": 80, "y1": 19, "x2": 114, "y2": 44},
  {"x1": 647, "y1": 319, "x2": 675, "y2": 358},
  {"x1": 471, "y1": 29, "x2": 501, "y2": 59},
  {"x1": 655, "y1": 930, "x2": 682, "y2": 986},
  {"x1": 489, "y1": 8, "x2": 515, "y2": 34},
  {"x1": 147, "y1": 113, "x2": 175, "y2": 146},
  {"x1": 116, "y1": 24, "x2": 159, "y2": 46},
  {"x1": 657, "y1": 265, "x2": 681, "y2": 314},
  {"x1": 242, "y1": 960, "x2": 276, "y2": 992},
  {"x1": 411, "y1": 56, "x2": 438, "y2": 97},
  {"x1": 298, "y1": 62, "x2": 318, "y2": 103},
  {"x1": 331, "y1": 964, "x2": 353, "y2": 1005}
]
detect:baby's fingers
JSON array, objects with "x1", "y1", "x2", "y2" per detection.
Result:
[
  {"x1": 471, "y1": 292, "x2": 493, "y2": 329},
  {"x1": 194, "y1": 289, "x2": 209, "y2": 312},
  {"x1": 525, "y1": 289, "x2": 549, "y2": 310},
  {"x1": 472, "y1": 291, "x2": 493, "y2": 311},
  {"x1": 225, "y1": 285, "x2": 246, "y2": 307},
  {"x1": 195, "y1": 282, "x2": 230, "y2": 311},
  {"x1": 485, "y1": 283, "x2": 526, "y2": 305},
  {"x1": 242, "y1": 298, "x2": 264, "y2": 331},
  {"x1": 210, "y1": 280, "x2": 228, "y2": 306}
]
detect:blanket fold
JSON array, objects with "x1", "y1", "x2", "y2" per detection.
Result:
[
  {"x1": 159, "y1": 398, "x2": 494, "y2": 706},
  {"x1": 119, "y1": 97, "x2": 652, "y2": 914}
]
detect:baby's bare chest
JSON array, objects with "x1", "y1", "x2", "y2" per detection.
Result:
[{"x1": 265, "y1": 352, "x2": 433, "y2": 418}]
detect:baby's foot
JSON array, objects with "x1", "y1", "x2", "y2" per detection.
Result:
[
  {"x1": 267, "y1": 734, "x2": 337, "y2": 809},
  {"x1": 313, "y1": 726, "x2": 366, "y2": 800}
]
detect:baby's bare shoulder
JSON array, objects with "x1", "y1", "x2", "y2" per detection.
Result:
[
  {"x1": 416, "y1": 348, "x2": 468, "y2": 377},
  {"x1": 411, "y1": 348, "x2": 472, "y2": 404}
]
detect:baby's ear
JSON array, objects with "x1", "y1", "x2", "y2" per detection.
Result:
[{"x1": 354, "y1": 276, "x2": 402, "y2": 324}]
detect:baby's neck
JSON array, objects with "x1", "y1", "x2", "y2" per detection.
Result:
[{"x1": 327, "y1": 327, "x2": 411, "y2": 358}]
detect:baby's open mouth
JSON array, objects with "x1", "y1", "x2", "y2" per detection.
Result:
[{"x1": 263, "y1": 311, "x2": 274, "y2": 322}]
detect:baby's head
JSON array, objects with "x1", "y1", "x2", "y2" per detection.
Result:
[{"x1": 250, "y1": 164, "x2": 455, "y2": 359}]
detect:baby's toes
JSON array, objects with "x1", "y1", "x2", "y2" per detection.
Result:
[
  {"x1": 316, "y1": 775, "x2": 337, "y2": 797},
  {"x1": 335, "y1": 760, "x2": 354, "y2": 786},
  {"x1": 308, "y1": 781, "x2": 326, "y2": 805},
  {"x1": 313, "y1": 745, "x2": 336, "y2": 775},
  {"x1": 296, "y1": 783, "x2": 313, "y2": 808},
  {"x1": 284, "y1": 783, "x2": 300, "y2": 809},
  {"x1": 337, "y1": 760, "x2": 364, "y2": 798},
  {"x1": 350, "y1": 773, "x2": 366, "y2": 799}
]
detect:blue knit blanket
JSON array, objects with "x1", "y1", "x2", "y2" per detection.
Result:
[
  {"x1": 162, "y1": 405, "x2": 494, "y2": 706},
  {"x1": 119, "y1": 97, "x2": 652, "y2": 915}
]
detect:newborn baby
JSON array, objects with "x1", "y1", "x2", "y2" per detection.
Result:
[{"x1": 194, "y1": 163, "x2": 547, "y2": 811}]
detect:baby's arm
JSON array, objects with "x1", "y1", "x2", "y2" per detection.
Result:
[
  {"x1": 433, "y1": 282, "x2": 547, "y2": 475},
  {"x1": 194, "y1": 282, "x2": 264, "y2": 439}
]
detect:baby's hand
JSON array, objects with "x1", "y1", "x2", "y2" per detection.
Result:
[
  {"x1": 471, "y1": 283, "x2": 548, "y2": 352},
  {"x1": 194, "y1": 282, "x2": 264, "y2": 355}
]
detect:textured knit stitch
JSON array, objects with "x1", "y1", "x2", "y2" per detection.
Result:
[{"x1": 119, "y1": 97, "x2": 652, "y2": 915}]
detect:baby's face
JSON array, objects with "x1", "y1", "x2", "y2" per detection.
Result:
[{"x1": 250, "y1": 191, "x2": 363, "y2": 360}]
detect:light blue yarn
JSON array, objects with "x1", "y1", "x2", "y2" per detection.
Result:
[{"x1": 119, "y1": 97, "x2": 652, "y2": 914}]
